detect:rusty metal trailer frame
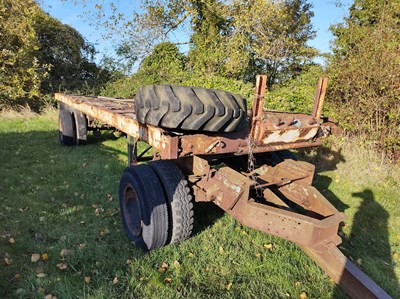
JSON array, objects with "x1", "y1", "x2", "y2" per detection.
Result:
[
  {"x1": 55, "y1": 78, "x2": 324, "y2": 160},
  {"x1": 55, "y1": 76, "x2": 393, "y2": 299}
]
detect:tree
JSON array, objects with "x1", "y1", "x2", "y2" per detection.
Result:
[
  {"x1": 0, "y1": 0, "x2": 111, "y2": 107},
  {"x1": 224, "y1": 0, "x2": 317, "y2": 86},
  {"x1": 101, "y1": 41, "x2": 254, "y2": 100},
  {"x1": 34, "y1": 10, "x2": 110, "y2": 94},
  {"x1": 138, "y1": 42, "x2": 186, "y2": 84},
  {"x1": 101, "y1": 42, "x2": 186, "y2": 98},
  {"x1": 265, "y1": 65, "x2": 324, "y2": 113},
  {"x1": 328, "y1": 0, "x2": 400, "y2": 158},
  {"x1": 0, "y1": 0, "x2": 46, "y2": 105},
  {"x1": 185, "y1": 0, "x2": 229, "y2": 76},
  {"x1": 81, "y1": 0, "x2": 316, "y2": 87}
]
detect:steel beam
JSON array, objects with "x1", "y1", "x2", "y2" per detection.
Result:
[{"x1": 302, "y1": 245, "x2": 393, "y2": 299}]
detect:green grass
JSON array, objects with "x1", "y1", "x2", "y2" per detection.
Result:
[{"x1": 0, "y1": 111, "x2": 399, "y2": 298}]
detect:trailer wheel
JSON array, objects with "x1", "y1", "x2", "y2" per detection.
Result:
[
  {"x1": 74, "y1": 111, "x2": 87, "y2": 145},
  {"x1": 149, "y1": 160, "x2": 194, "y2": 244},
  {"x1": 119, "y1": 165, "x2": 168, "y2": 250},
  {"x1": 58, "y1": 109, "x2": 75, "y2": 146},
  {"x1": 135, "y1": 85, "x2": 247, "y2": 133}
]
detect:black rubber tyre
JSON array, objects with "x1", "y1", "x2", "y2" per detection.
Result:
[
  {"x1": 73, "y1": 111, "x2": 87, "y2": 145},
  {"x1": 135, "y1": 85, "x2": 247, "y2": 133},
  {"x1": 58, "y1": 108, "x2": 75, "y2": 146},
  {"x1": 119, "y1": 165, "x2": 168, "y2": 251},
  {"x1": 149, "y1": 160, "x2": 194, "y2": 245}
]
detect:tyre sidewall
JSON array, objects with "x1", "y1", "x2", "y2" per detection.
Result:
[
  {"x1": 119, "y1": 165, "x2": 168, "y2": 251},
  {"x1": 58, "y1": 109, "x2": 75, "y2": 146},
  {"x1": 74, "y1": 111, "x2": 87, "y2": 145},
  {"x1": 118, "y1": 171, "x2": 148, "y2": 250}
]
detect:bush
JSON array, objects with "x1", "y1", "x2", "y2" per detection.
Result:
[
  {"x1": 264, "y1": 65, "x2": 324, "y2": 114},
  {"x1": 101, "y1": 42, "x2": 254, "y2": 102},
  {"x1": 327, "y1": 0, "x2": 400, "y2": 159},
  {"x1": 0, "y1": 0, "x2": 110, "y2": 109},
  {"x1": 0, "y1": 0, "x2": 44, "y2": 106}
]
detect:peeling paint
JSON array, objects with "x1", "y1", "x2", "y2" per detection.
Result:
[{"x1": 263, "y1": 127, "x2": 318, "y2": 144}]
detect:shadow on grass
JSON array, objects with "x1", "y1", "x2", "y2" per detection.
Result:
[
  {"x1": 192, "y1": 203, "x2": 225, "y2": 236},
  {"x1": 333, "y1": 189, "x2": 400, "y2": 298},
  {"x1": 314, "y1": 174, "x2": 349, "y2": 213},
  {"x1": 0, "y1": 129, "x2": 139, "y2": 298},
  {"x1": 299, "y1": 146, "x2": 399, "y2": 296},
  {"x1": 298, "y1": 143, "x2": 346, "y2": 173}
]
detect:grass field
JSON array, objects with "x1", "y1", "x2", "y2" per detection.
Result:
[{"x1": 0, "y1": 110, "x2": 399, "y2": 299}]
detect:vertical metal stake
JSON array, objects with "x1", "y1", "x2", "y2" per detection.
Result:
[
  {"x1": 312, "y1": 76, "x2": 328, "y2": 120},
  {"x1": 250, "y1": 74, "x2": 268, "y2": 141},
  {"x1": 127, "y1": 135, "x2": 137, "y2": 166}
]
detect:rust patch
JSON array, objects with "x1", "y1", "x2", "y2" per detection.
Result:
[{"x1": 55, "y1": 94, "x2": 178, "y2": 159}]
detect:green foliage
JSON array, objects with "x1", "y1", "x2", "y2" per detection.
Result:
[
  {"x1": 101, "y1": 42, "x2": 186, "y2": 98},
  {"x1": 88, "y1": 0, "x2": 317, "y2": 88},
  {"x1": 0, "y1": 0, "x2": 46, "y2": 106},
  {"x1": 101, "y1": 42, "x2": 253, "y2": 100},
  {"x1": 0, "y1": 0, "x2": 110, "y2": 108},
  {"x1": 100, "y1": 76, "x2": 140, "y2": 99},
  {"x1": 181, "y1": 73, "x2": 253, "y2": 102},
  {"x1": 224, "y1": 0, "x2": 318, "y2": 86},
  {"x1": 348, "y1": 0, "x2": 389, "y2": 26},
  {"x1": 186, "y1": 0, "x2": 228, "y2": 76},
  {"x1": 182, "y1": 73, "x2": 254, "y2": 101},
  {"x1": 328, "y1": 0, "x2": 400, "y2": 158},
  {"x1": 138, "y1": 42, "x2": 187, "y2": 84},
  {"x1": 34, "y1": 11, "x2": 110, "y2": 95},
  {"x1": 265, "y1": 65, "x2": 323, "y2": 113}
]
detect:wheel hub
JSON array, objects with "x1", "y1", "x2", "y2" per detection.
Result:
[{"x1": 123, "y1": 185, "x2": 142, "y2": 238}]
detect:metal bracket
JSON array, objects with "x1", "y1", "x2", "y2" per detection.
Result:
[{"x1": 127, "y1": 135, "x2": 154, "y2": 165}]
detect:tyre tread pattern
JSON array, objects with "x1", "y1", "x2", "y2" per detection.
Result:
[
  {"x1": 135, "y1": 85, "x2": 247, "y2": 133},
  {"x1": 149, "y1": 160, "x2": 193, "y2": 244}
]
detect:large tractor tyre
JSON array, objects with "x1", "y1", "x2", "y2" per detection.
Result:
[
  {"x1": 135, "y1": 85, "x2": 247, "y2": 133},
  {"x1": 149, "y1": 160, "x2": 194, "y2": 245},
  {"x1": 119, "y1": 165, "x2": 169, "y2": 251},
  {"x1": 58, "y1": 108, "x2": 75, "y2": 146},
  {"x1": 73, "y1": 111, "x2": 88, "y2": 145}
]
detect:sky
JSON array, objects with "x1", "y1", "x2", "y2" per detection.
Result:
[{"x1": 39, "y1": 0, "x2": 353, "y2": 64}]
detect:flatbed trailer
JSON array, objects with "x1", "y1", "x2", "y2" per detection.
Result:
[{"x1": 55, "y1": 76, "x2": 392, "y2": 299}]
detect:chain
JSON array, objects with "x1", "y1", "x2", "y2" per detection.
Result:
[{"x1": 247, "y1": 135, "x2": 264, "y2": 198}]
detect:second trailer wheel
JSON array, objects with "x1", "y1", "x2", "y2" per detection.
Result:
[{"x1": 119, "y1": 164, "x2": 169, "y2": 250}]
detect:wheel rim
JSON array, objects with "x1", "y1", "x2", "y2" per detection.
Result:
[{"x1": 123, "y1": 184, "x2": 142, "y2": 238}]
